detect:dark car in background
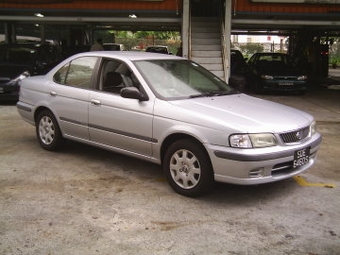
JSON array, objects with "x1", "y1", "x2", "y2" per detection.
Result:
[
  {"x1": 0, "y1": 43, "x2": 62, "y2": 101},
  {"x1": 247, "y1": 52, "x2": 308, "y2": 94},
  {"x1": 145, "y1": 45, "x2": 171, "y2": 54}
]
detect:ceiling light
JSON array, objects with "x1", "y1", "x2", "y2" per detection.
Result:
[
  {"x1": 129, "y1": 14, "x2": 137, "y2": 19},
  {"x1": 34, "y1": 13, "x2": 44, "y2": 18}
]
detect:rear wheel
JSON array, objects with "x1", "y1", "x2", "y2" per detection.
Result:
[
  {"x1": 163, "y1": 139, "x2": 214, "y2": 197},
  {"x1": 36, "y1": 110, "x2": 64, "y2": 151}
]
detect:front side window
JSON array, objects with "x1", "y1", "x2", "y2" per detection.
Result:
[
  {"x1": 54, "y1": 56, "x2": 98, "y2": 89},
  {"x1": 100, "y1": 59, "x2": 140, "y2": 94},
  {"x1": 134, "y1": 60, "x2": 233, "y2": 100}
]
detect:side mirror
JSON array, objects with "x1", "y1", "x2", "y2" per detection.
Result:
[{"x1": 121, "y1": 87, "x2": 148, "y2": 101}]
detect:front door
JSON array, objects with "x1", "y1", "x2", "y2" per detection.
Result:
[{"x1": 88, "y1": 91, "x2": 154, "y2": 159}]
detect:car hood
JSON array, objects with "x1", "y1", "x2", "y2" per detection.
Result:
[
  {"x1": 0, "y1": 64, "x2": 31, "y2": 79},
  {"x1": 165, "y1": 93, "x2": 313, "y2": 133},
  {"x1": 256, "y1": 66, "x2": 303, "y2": 76}
]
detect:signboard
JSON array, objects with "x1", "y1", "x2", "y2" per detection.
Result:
[
  {"x1": 251, "y1": 0, "x2": 340, "y2": 3},
  {"x1": 0, "y1": 0, "x2": 163, "y2": 3}
]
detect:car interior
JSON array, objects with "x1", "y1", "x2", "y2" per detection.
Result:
[{"x1": 100, "y1": 59, "x2": 139, "y2": 94}]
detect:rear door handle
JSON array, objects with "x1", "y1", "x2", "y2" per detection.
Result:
[
  {"x1": 91, "y1": 99, "x2": 101, "y2": 106},
  {"x1": 50, "y1": 91, "x2": 57, "y2": 96}
]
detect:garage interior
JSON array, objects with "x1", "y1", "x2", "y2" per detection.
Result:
[
  {"x1": 1, "y1": 1, "x2": 340, "y2": 254},
  {"x1": 1, "y1": 0, "x2": 340, "y2": 82}
]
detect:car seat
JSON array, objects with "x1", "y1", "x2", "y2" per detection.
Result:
[{"x1": 103, "y1": 72, "x2": 123, "y2": 93}]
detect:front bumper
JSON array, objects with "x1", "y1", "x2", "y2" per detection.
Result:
[
  {"x1": 208, "y1": 133, "x2": 322, "y2": 185},
  {"x1": 16, "y1": 101, "x2": 35, "y2": 126},
  {"x1": 0, "y1": 84, "x2": 19, "y2": 101},
  {"x1": 262, "y1": 80, "x2": 307, "y2": 92}
]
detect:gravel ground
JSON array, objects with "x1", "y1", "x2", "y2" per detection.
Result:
[{"x1": 1, "y1": 85, "x2": 339, "y2": 255}]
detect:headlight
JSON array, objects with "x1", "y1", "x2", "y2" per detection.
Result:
[
  {"x1": 229, "y1": 134, "x2": 252, "y2": 148},
  {"x1": 310, "y1": 121, "x2": 317, "y2": 136},
  {"x1": 229, "y1": 133, "x2": 277, "y2": 148},
  {"x1": 260, "y1": 75, "x2": 273, "y2": 80},
  {"x1": 249, "y1": 133, "x2": 277, "y2": 148},
  {"x1": 297, "y1": 75, "x2": 307, "y2": 81}
]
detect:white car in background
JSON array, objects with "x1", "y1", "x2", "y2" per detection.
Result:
[{"x1": 17, "y1": 51, "x2": 322, "y2": 197}]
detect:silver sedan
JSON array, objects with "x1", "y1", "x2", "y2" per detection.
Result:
[{"x1": 17, "y1": 51, "x2": 322, "y2": 197}]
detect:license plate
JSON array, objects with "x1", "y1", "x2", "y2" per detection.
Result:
[
  {"x1": 293, "y1": 147, "x2": 310, "y2": 168},
  {"x1": 279, "y1": 82, "x2": 293, "y2": 86}
]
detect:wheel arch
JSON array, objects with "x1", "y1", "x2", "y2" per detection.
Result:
[
  {"x1": 33, "y1": 106, "x2": 52, "y2": 123},
  {"x1": 160, "y1": 133, "x2": 212, "y2": 168}
]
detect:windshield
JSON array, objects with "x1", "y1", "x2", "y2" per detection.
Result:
[
  {"x1": 0, "y1": 46, "x2": 37, "y2": 64},
  {"x1": 256, "y1": 54, "x2": 297, "y2": 69},
  {"x1": 134, "y1": 59, "x2": 235, "y2": 100}
]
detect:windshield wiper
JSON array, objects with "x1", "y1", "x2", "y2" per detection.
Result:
[
  {"x1": 189, "y1": 92, "x2": 217, "y2": 98},
  {"x1": 189, "y1": 93, "x2": 206, "y2": 98},
  {"x1": 189, "y1": 90, "x2": 238, "y2": 98}
]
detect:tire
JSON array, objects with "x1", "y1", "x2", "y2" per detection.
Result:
[
  {"x1": 163, "y1": 139, "x2": 215, "y2": 197},
  {"x1": 36, "y1": 110, "x2": 64, "y2": 151},
  {"x1": 296, "y1": 89, "x2": 306, "y2": 95},
  {"x1": 229, "y1": 75, "x2": 247, "y2": 92},
  {"x1": 254, "y1": 82, "x2": 264, "y2": 94}
]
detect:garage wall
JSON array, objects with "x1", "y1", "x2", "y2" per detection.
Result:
[
  {"x1": 0, "y1": 0, "x2": 182, "y2": 12},
  {"x1": 234, "y1": 0, "x2": 340, "y2": 14}
]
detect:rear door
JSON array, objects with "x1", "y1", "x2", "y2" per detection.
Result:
[{"x1": 50, "y1": 56, "x2": 99, "y2": 140}]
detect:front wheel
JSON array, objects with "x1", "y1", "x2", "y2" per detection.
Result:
[
  {"x1": 36, "y1": 110, "x2": 64, "y2": 151},
  {"x1": 163, "y1": 139, "x2": 215, "y2": 197},
  {"x1": 254, "y1": 81, "x2": 264, "y2": 94}
]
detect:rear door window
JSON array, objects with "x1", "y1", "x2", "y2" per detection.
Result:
[{"x1": 54, "y1": 56, "x2": 98, "y2": 89}]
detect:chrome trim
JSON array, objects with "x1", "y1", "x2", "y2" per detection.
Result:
[
  {"x1": 88, "y1": 123, "x2": 157, "y2": 143},
  {"x1": 16, "y1": 102, "x2": 32, "y2": 112}
]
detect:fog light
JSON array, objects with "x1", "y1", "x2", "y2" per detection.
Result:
[{"x1": 249, "y1": 168, "x2": 264, "y2": 178}]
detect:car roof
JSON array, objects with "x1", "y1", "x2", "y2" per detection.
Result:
[
  {"x1": 103, "y1": 43, "x2": 123, "y2": 45},
  {"x1": 146, "y1": 45, "x2": 168, "y2": 48},
  {"x1": 254, "y1": 52, "x2": 287, "y2": 56},
  {"x1": 73, "y1": 51, "x2": 181, "y2": 61},
  {"x1": 0, "y1": 43, "x2": 55, "y2": 47}
]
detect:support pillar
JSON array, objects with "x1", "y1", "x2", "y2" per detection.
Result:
[
  {"x1": 182, "y1": 0, "x2": 189, "y2": 59},
  {"x1": 224, "y1": 0, "x2": 232, "y2": 81},
  {"x1": 4, "y1": 22, "x2": 16, "y2": 44}
]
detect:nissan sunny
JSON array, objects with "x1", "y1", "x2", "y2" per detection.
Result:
[{"x1": 17, "y1": 51, "x2": 322, "y2": 197}]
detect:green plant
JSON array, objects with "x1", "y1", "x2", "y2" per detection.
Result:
[
  {"x1": 331, "y1": 59, "x2": 338, "y2": 69},
  {"x1": 239, "y1": 43, "x2": 264, "y2": 56}
]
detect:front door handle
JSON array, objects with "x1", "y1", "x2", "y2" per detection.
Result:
[{"x1": 91, "y1": 99, "x2": 101, "y2": 106}]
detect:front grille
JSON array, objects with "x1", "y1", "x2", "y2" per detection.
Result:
[
  {"x1": 272, "y1": 152, "x2": 316, "y2": 177},
  {"x1": 275, "y1": 76, "x2": 296, "y2": 81},
  {"x1": 272, "y1": 161, "x2": 295, "y2": 176},
  {"x1": 280, "y1": 126, "x2": 310, "y2": 144}
]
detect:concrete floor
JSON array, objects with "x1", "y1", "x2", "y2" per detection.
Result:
[{"x1": 0, "y1": 82, "x2": 339, "y2": 255}]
